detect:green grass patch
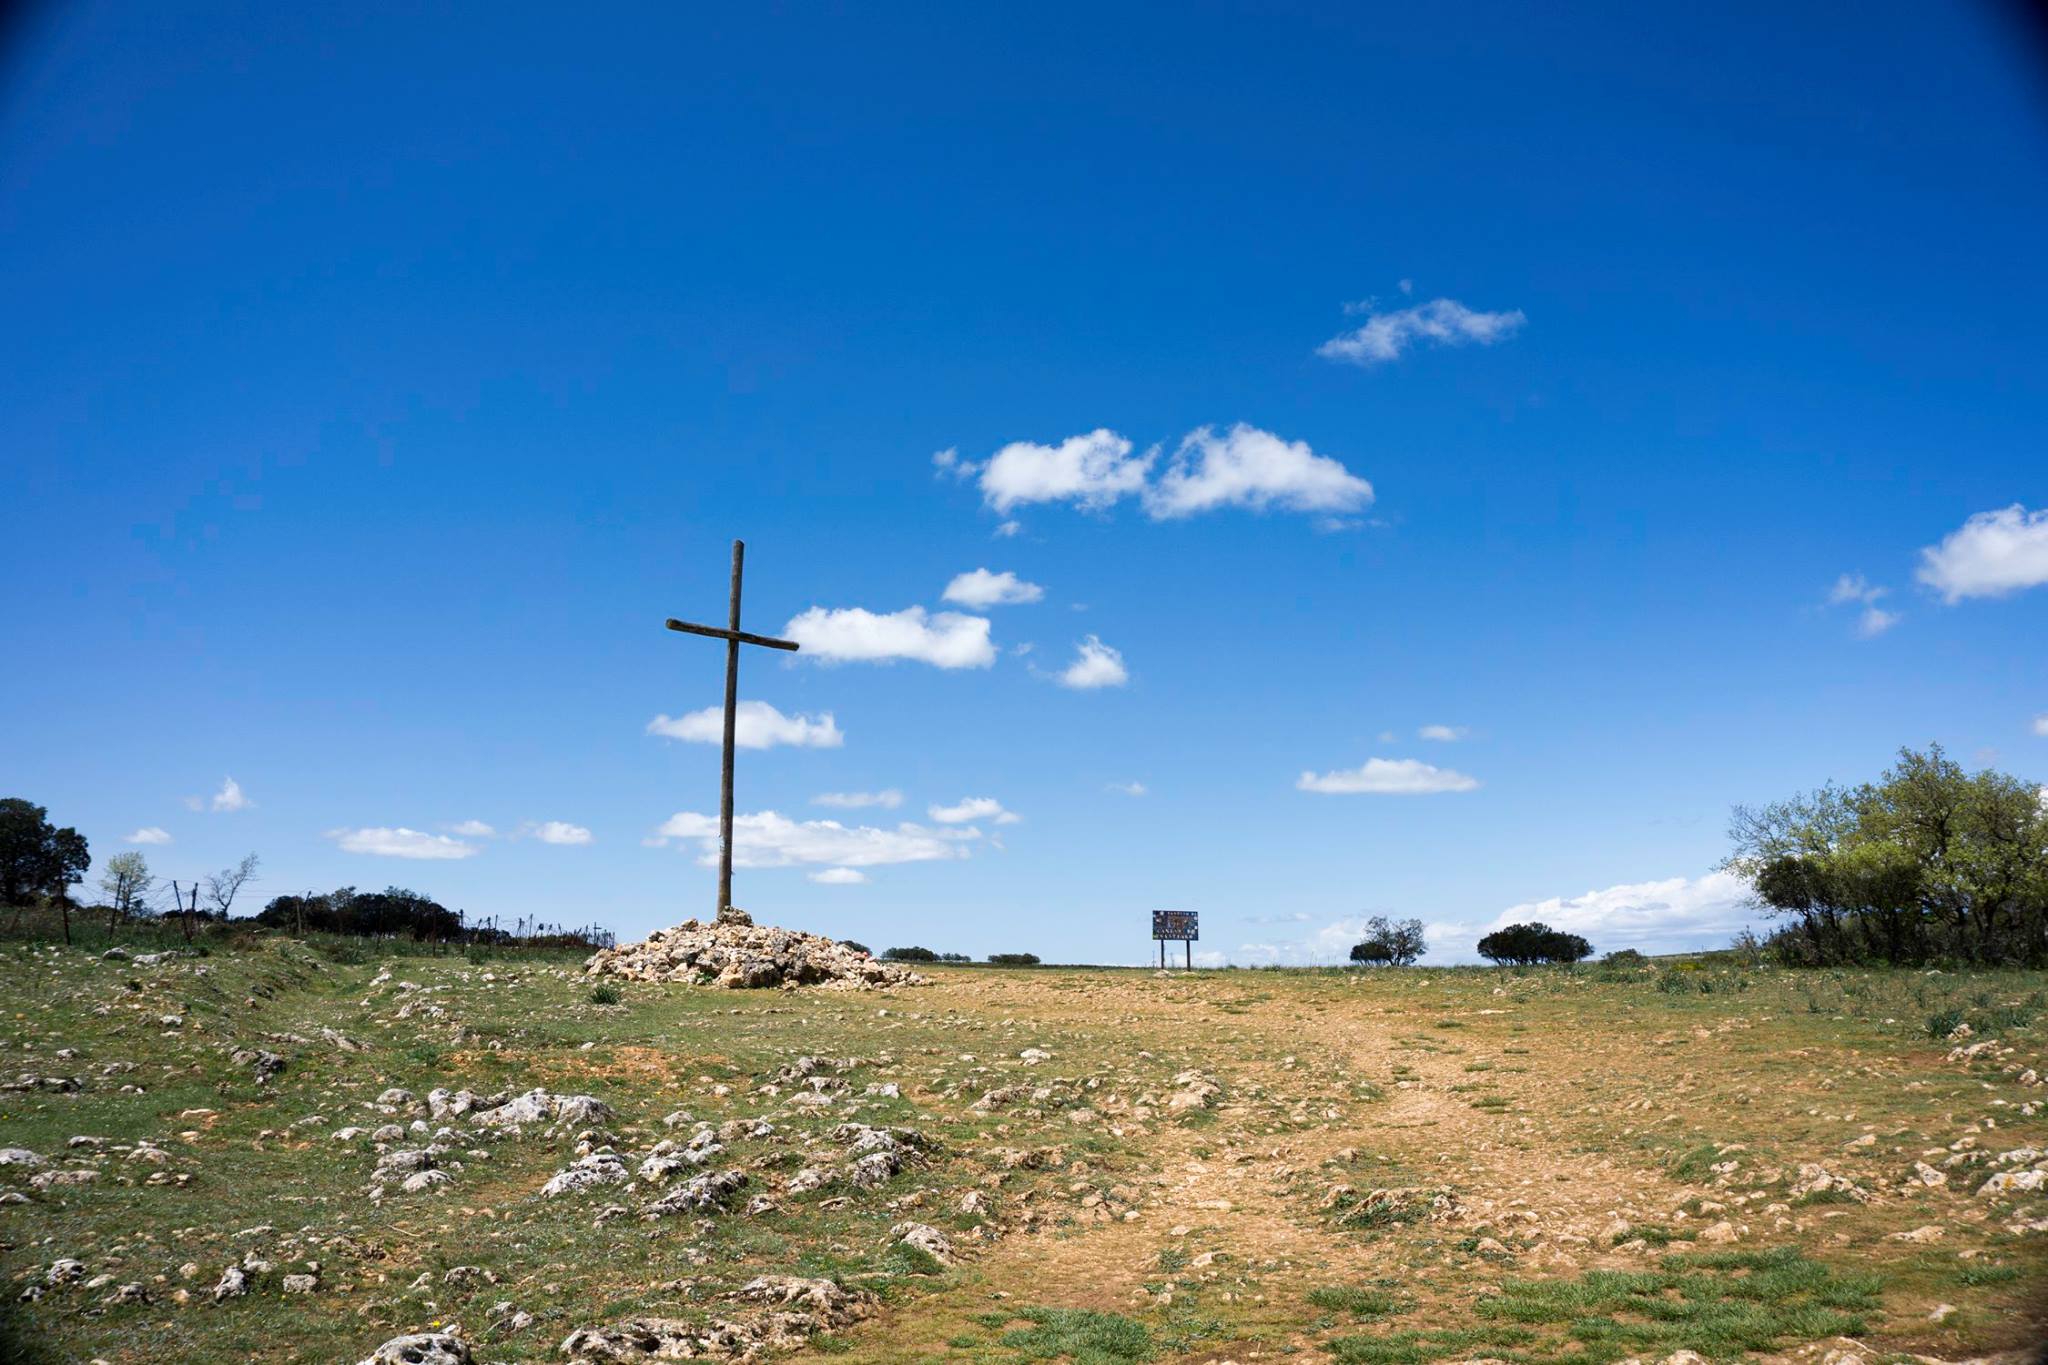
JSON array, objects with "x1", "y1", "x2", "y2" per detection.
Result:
[
  {"x1": 998, "y1": 1307, "x2": 1155, "y2": 1363},
  {"x1": 1307, "y1": 1285, "x2": 1399, "y2": 1318}
]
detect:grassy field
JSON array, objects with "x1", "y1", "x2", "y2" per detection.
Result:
[{"x1": 1, "y1": 928, "x2": 2044, "y2": 1364}]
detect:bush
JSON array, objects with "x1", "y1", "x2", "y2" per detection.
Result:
[
  {"x1": 1602, "y1": 948, "x2": 1646, "y2": 965},
  {"x1": 987, "y1": 952, "x2": 1041, "y2": 967},
  {"x1": 840, "y1": 940, "x2": 871, "y2": 955},
  {"x1": 881, "y1": 946, "x2": 939, "y2": 963},
  {"x1": 1477, "y1": 922, "x2": 1593, "y2": 965},
  {"x1": 588, "y1": 982, "x2": 622, "y2": 1006}
]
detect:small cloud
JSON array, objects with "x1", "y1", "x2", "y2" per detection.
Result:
[
  {"x1": 1417, "y1": 724, "x2": 1468, "y2": 742},
  {"x1": 1057, "y1": 635, "x2": 1128, "y2": 690},
  {"x1": 200, "y1": 776, "x2": 249, "y2": 812},
  {"x1": 1376, "y1": 730, "x2": 1397, "y2": 743},
  {"x1": 809, "y1": 867, "x2": 869, "y2": 885},
  {"x1": 1824, "y1": 574, "x2": 1900, "y2": 637},
  {"x1": 994, "y1": 520, "x2": 1022, "y2": 538},
  {"x1": 1105, "y1": 780, "x2": 1147, "y2": 797},
  {"x1": 651, "y1": 810, "x2": 972, "y2": 868},
  {"x1": 648, "y1": 700, "x2": 844, "y2": 749},
  {"x1": 329, "y1": 826, "x2": 479, "y2": 860},
  {"x1": 929, "y1": 796, "x2": 1020, "y2": 825},
  {"x1": 814, "y1": 790, "x2": 904, "y2": 810},
  {"x1": 978, "y1": 429, "x2": 1154, "y2": 514},
  {"x1": 784, "y1": 605, "x2": 996, "y2": 669},
  {"x1": 2032, "y1": 713, "x2": 2048, "y2": 738},
  {"x1": 1318, "y1": 297, "x2": 1526, "y2": 367},
  {"x1": 1143, "y1": 424, "x2": 1372, "y2": 519},
  {"x1": 1918, "y1": 503, "x2": 2048, "y2": 602},
  {"x1": 124, "y1": 827, "x2": 172, "y2": 846},
  {"x1": 942, "y1": 568, "x2": 1045, "y2": 608},
  {"x1": 1827, "y1": 573, "x2": 1886, "y2": 606},
  {"x1": 1297, "y1": 758, "x2": 1480, "y2": 795},
  {"x1": 527, "y1": 821, "x2": 593, "y2": 846},
  {"x1": 448, "y1": 819, "x2": 496, "y2": 838}
]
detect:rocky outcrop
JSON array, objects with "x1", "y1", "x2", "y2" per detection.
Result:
[{"x1": 584, "y1": 908, "x2": 925, "y2": 991}]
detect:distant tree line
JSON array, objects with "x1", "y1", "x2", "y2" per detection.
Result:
[
  {"x1": 1726, "y1": 744, "x2": 2048, "y2": 967},
  {"x1": 877, "y1": 946, "x2": 1042, "y2": 966},
  {"x1": 257, "y1": 887, "x2": 612, "y2": 948}
]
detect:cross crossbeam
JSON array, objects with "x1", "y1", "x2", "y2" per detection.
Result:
[{"x1": 663, "y1": 540, "x2": 799, "y2": 917}]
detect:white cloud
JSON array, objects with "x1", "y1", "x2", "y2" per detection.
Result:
[
  {"x1": 784, "y1": 606, "x2": 995, "y2": 668},
  {"x1": 1297, "y1": 757, "x2": 1480, "y2": 794},
  {"x1": 651, "y1": 810, "x2": 969, "y2": 868},
  {"x1": 1317, "y1": 297, "x2": 1526, "y2": 367},
  {"x1": 209, "y1": 777, "x2": 249, "y2": 812},
  {"x1": 1918, "y1": 504, "x2": 2048, "y2": 602},
  {"x1": 995, "y1": 520, "x2": 1022, "y2": 538},
  {"x1": 979, "y1": 429, "x2": 1154, "y2": 513},
  {"x1": 2032, "y1": 713, "x2": 2048, "y2": 738},
  {"x1": 1057, "y1": 635, "x2": 1128, "y2": 689},
  {"x1": 814, "y1": 789, "x2": 904, "y2": 810},
  {"x1": 1828, "y1": 573, "x2": 1886, "y2": 606},
  {"x1": 1417, "y1": 724, "x2": 1467, "y2": 742},
  {"x1": 647, "y1": 700, "x2": 845, "y2": 749},
  {"x1": 1144, "y1": 424, "x2": 1373, "y2": 519},
  {"x1": 1823, "y1": 574, "x2": 1900, "y2": 637},
  {"x1": 1480, "y1": 871, "x2": 1758, "y2": 955},
  {"x1": 1106, "y1": 780, "x2": 1147, "y2": 797},
  {"x1": 529, "y1": 820, "x2": 593, "y2": 846},
  {"x1": 929, "y1": 796, "x2": 1020, "y2": 825},
  {"x1": 124, "y1": 827, "x2": 172, "y2": 846},
  {"x1": 942, "y1": 568, "x2": 1045, "y2": 608},
  {"x1": 809, "y1": 867, "x2": 869, "y2": 885},
  {"x1": 448, "y1": 820, "x2": 496, "y2": 838},
  {"x1": 329, "y1": 826, "x2": 479, "y2": 860}
]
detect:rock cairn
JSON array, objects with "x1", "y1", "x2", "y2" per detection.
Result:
[{"x1": 585, "y1": 908, "x2": 925, "y2": 990}]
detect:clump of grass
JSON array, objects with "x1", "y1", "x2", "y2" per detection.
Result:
[
  {"x1": 1666, "y1": 1142, "x2": 1724, "y2": 1181},
  {"x1": 588, "y1": 981, "x2": 622, "y2": 1006},
  {"x1": 1925, "y1": 1007, "x2": 1966, "y2": 1038},
  {"x1": 1306, "y1": 1285, "x2": 1398, "y2": 1318},
  {"x1": 999, "y1": 1307, "x2": 1155, "y2": 1362}
]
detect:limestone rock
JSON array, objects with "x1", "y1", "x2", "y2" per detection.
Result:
[{"x1": 586, "y1": 915, "x2": 926, "y2": 991}]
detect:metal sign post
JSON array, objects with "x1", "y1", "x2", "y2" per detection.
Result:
[{"x1": 1151, "y1": 910, "x2": 1198, "y2": 970}]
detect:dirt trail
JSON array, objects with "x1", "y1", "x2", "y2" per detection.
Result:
[{"x1": 838, "y1": 975, "x2": 1705, "y2": 1360}]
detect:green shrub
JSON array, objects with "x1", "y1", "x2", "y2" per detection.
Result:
[
  {"x1": 1924, "y1": 1007, "x2": 1965, "y2": 1038},
  {"x1": 588, "y1": 982, "x2": 622, "y2": 1006}
]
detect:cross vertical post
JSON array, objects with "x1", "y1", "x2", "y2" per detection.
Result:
[
  {"x1": 718, "y1": 540, "x2": 744, "y2": 916},
  {"x1": 664, "y1": 539, "x2": 801, "y2": 920}
]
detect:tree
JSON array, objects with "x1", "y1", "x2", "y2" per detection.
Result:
[
  {"x1": 881, "y1": 946, "x2": 939, "y2": 962},
  {"x1": 0, "y1": 799, "x2": 90, "y2": 942},
  {"x1": 1725, "y1": 744, "x2": 2048, "y2": 966},
  {"x1": 1477, "y1": 922, "x2": 1593, "y2": 965},
  {"x1": 99, "y1": 851, "x2": 153, "y2": 928},
  {"x1": 987, "y1": 952, "x2": 1041, "y2": 966},
  {"x1": 1349, "y1": 916, "x2": 1427, "y2": 966},
  {"x1": 205, "y1": 853, "x2": 260, "y2": 918}
]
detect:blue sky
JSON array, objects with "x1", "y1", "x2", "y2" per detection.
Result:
[{"x1": 3, "y1": 2, "x2": 2045, "y2": 964}]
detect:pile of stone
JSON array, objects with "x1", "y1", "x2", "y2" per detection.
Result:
[{"x1": 584, "y1": 908, "x2": 925, "y2": 991}]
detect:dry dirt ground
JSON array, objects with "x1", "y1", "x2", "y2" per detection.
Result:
[{"x1": 2, "y1": 939, "x2": 2044, "y2": 1364}]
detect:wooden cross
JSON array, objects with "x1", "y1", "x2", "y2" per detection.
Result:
[{"x1": 664, "y1": 540, "x2": 800, "y2": 917}]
